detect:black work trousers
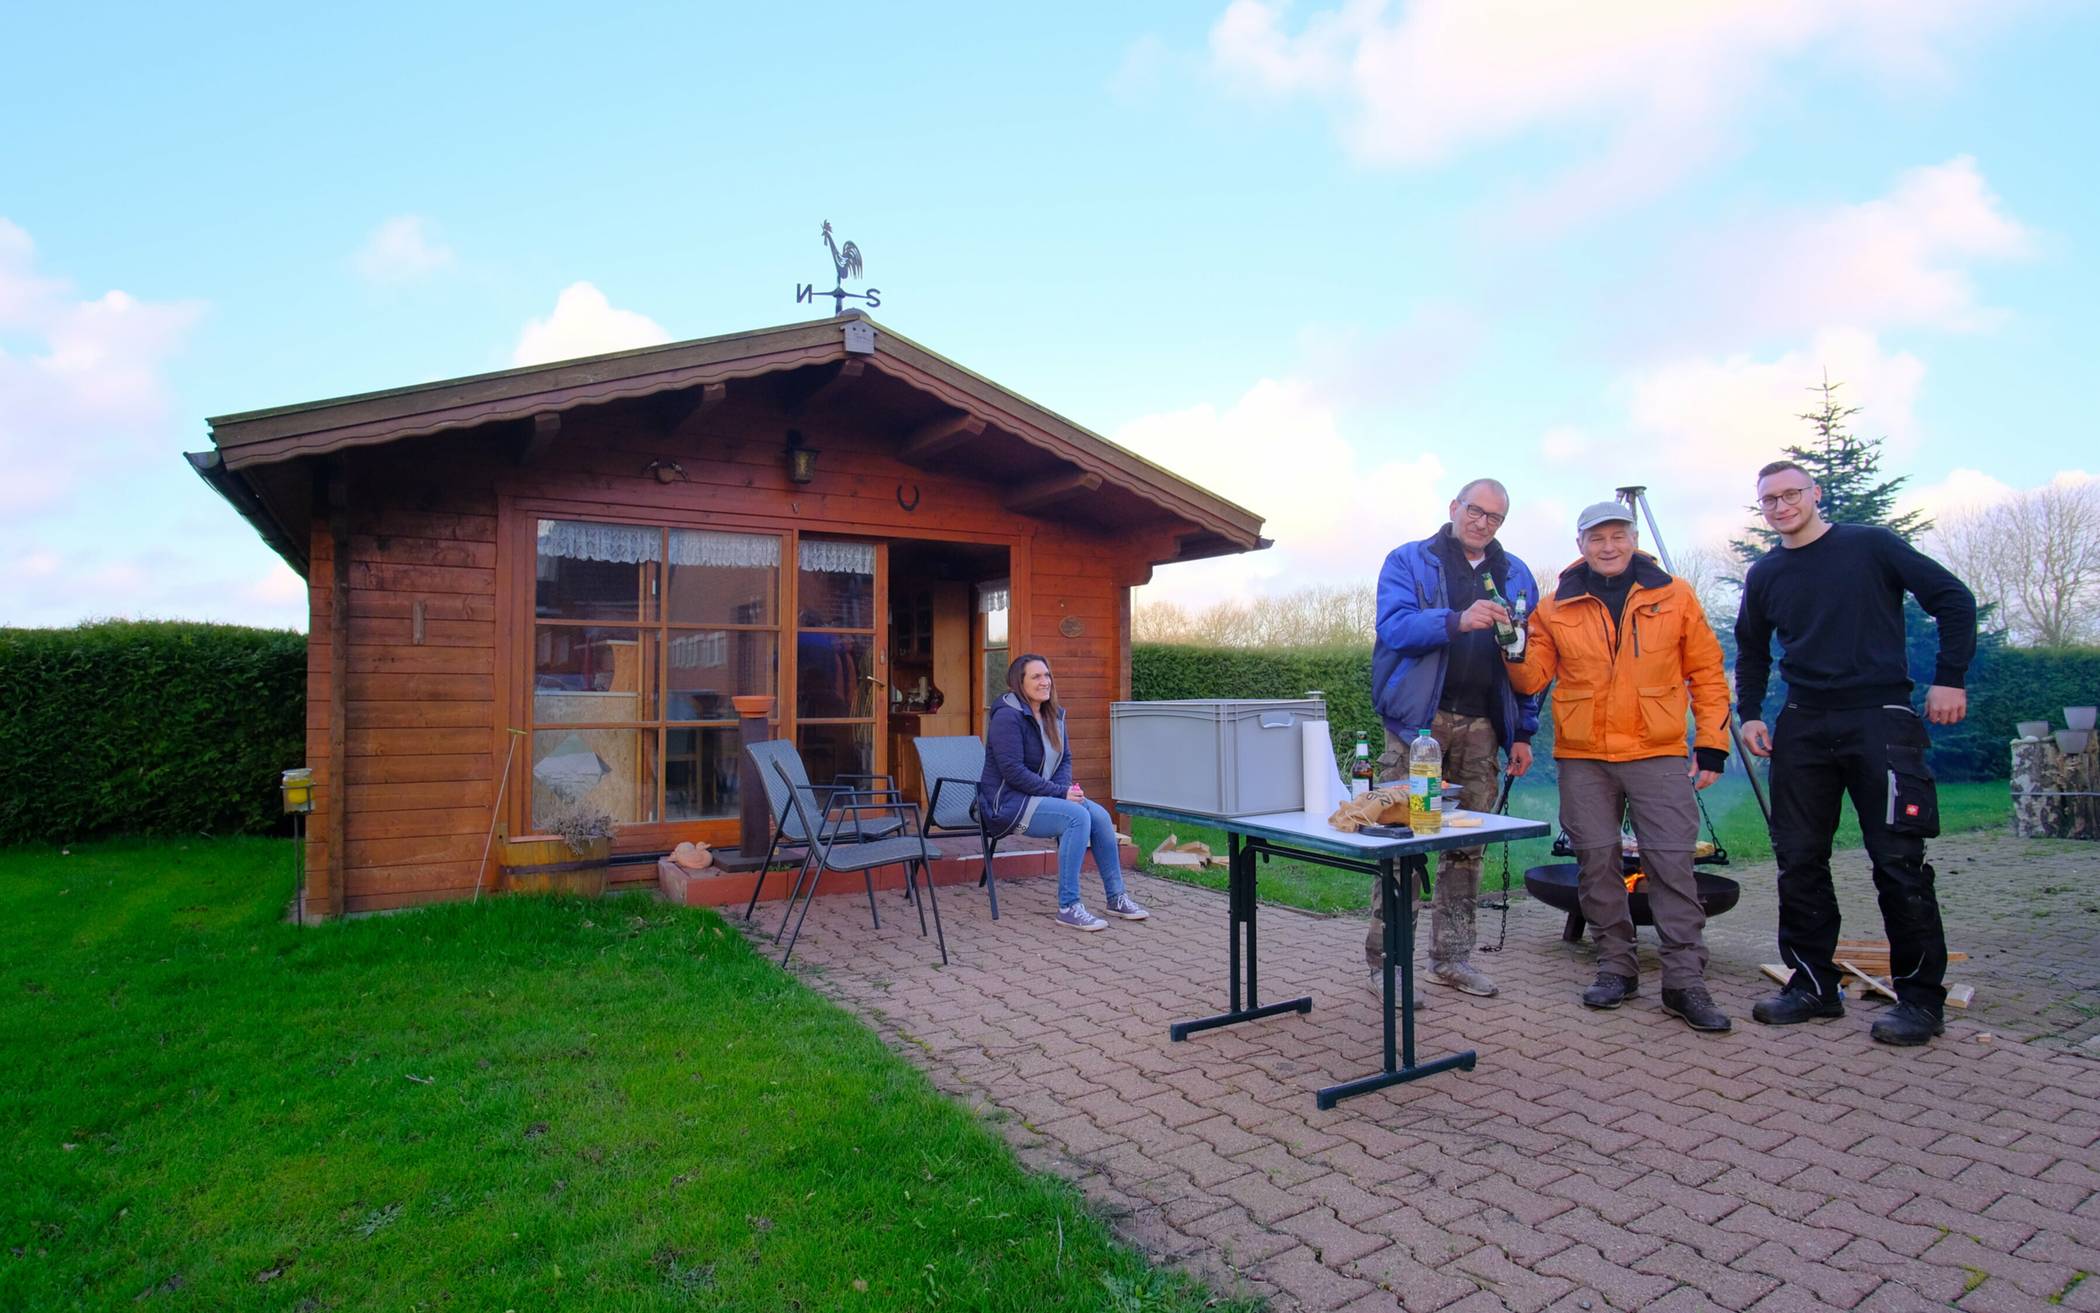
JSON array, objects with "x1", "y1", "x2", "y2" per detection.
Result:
[{"x1": 1769, "y1": 702, "x2": 1947, "y2": 1011}]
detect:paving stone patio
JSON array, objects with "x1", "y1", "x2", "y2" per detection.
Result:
[{"x1": 759, "y1": 829, "x2": 2100, "y2": 1312}]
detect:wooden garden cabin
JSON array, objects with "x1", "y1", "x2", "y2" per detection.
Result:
[{"x1": 193, "y1": 314, "x2": 1267, "y2": 916}]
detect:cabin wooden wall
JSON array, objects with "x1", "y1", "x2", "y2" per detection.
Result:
[
  {"x1": 305, "y1": 463, "x2": 500, "y2": 916},
  {"x1": 301, "y1": 397, "x2": 1160, "y2": 915}
]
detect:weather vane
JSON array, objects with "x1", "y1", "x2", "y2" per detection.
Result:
[{"x1": 796, "y1": 221, "x2": 882, "y2": 316}]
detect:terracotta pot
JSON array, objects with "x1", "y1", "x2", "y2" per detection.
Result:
[{"x1": 502, "y1": 835, "x2": 611, "y2": 897}]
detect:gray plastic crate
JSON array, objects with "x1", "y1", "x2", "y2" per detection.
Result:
[{"x1": 1110, "y1": 698, "x2": 1327, "y2": 818}]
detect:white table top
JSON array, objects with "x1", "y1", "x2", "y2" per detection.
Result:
[{"x1": 1118, "y1": 801, "x2": 1549, "y2": 861}]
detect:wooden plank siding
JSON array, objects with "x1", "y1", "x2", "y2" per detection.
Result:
[{"x1": 297, "y1": 384, "x2": 1195, "y2": 915}]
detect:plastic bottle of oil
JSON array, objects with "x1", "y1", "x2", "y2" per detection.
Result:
[{"x1": 1408, "y1": 728, "x2": 1442, "y2": 833}]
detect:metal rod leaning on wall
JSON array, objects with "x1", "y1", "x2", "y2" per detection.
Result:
[
  {"x1": 474, "y1": 728, "x2": 530, "y2": 904},
  {"x1": 1616, "y1": 484, "x2": 1773, "y2": 826}
]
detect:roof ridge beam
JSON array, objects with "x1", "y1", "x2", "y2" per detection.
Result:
[
  {"x1": 899, "y1": 412, "x2": 987, "y2": 464},
  {"x1": 1004, "y1": 468, "x2": 1103, "y2": 515}
]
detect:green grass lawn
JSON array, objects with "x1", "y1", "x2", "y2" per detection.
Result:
[
  {"x1": 1133, "y1": 775, "x2": 2012, "y2": 915},
  {"x1": 0, "y1": 838, "x2": 1255, "y2": 1312}
]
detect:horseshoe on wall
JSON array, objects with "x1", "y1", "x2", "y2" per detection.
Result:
[{"x1": 897, "y1": 483, "x2": 921, "y2": 512}]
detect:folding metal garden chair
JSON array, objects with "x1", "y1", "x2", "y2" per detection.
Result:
[
  {"x1": 770, "y1": 761, "x2": 946, "y2": 968},
  {"x1": 739, "y1": 739, "x2": 904, "y2": 924},
  {"x1": 911, "y1": 735, "x2": 1007, "y2": 919}
]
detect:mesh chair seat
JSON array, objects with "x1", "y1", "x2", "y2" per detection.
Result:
[
  {"x1": 814, "y1": 834, "x2": 938, "y2": 873},
  {"x1": 767, "y1": 763, "x2": 946, "y2": 967},
  {"x1": 914, "y1": 735, "x2": 985, "y2": 831},
  {"x1": 911, "y1": 734, "x2": 1007, "y2": 919},
  {"x1": 747, "y1": 739, "x2": 904, "y2": 843}
]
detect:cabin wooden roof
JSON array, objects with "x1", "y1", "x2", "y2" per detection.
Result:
[{"x1": 192, "y1": 313, "x2": 1268, "y2": 575}]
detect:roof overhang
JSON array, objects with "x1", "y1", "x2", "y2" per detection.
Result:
[{"x1": 199, "y1": 314, "x2": 1268, "y2": 576}]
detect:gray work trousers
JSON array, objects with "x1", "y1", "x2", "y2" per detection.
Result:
[{"x1": 1559, "y1": 755, "x2": 1711, "y2": 989}]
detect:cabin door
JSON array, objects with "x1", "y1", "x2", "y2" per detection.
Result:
[{"x1": 791, "y1": 538, "x2": 887, "y2": 786}]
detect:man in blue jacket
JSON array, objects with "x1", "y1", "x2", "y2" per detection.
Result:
[{"x1": 1368, "y1": 478, "x2": 1542, "y2": 999}]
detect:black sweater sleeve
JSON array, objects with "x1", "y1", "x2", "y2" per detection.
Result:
[{"x1": 1882, "y1": 534, "x2": 1978, "y2": 688}]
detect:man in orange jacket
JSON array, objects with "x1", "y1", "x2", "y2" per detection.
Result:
[{"x1": 1508, "y1": 501, "x2": 1734, "y2": 1032}]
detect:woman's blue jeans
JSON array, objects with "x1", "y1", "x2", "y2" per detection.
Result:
[{"x1": 1022, "y1": 797, "x2": 1127, "y2": 907}]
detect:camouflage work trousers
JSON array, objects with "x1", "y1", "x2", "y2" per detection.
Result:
[{"x1": 1365, "y1": 710, "x2": 1504, "y2": 971}]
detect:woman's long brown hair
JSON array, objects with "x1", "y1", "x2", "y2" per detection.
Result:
[{"x1": 1005, "y1": 653, "x2": 1063, "y2": 749}]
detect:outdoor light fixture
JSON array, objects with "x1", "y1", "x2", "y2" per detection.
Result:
[
  {"x1": 785, "y1": 429, "x2": 819, "y2": 484},
  {"x1": 281, "y1": 767, "x2": 313, "y2": 927},
  {"x1": 281, "y1": 767, "x2": 314, "y2": 814}
]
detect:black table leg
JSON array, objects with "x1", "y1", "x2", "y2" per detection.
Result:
[
  {"x1": 1171, "y1": 832, "x2": 1313, "y2": 1041},
  {"x1": 1316, "y1": 853, "x2": 1477, "y2": 1109}
]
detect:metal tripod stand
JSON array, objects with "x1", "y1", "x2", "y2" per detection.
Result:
[{"x1": 1615, "y1": 484, "x2": 1773, "y2": 825}]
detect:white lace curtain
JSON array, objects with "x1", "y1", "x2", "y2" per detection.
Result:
[
  {"x1": 673, "y1": 531, "x2": 780, "y2": 568},
  {"x1": 797, "y1": 540, "x2": 875, "y2": 576},
  {"x1": 536, "y1": 520, "x2": 783, "y2": 569},
  {"x1": 538, "y1": 520, "x2": 659, "y2": 564},
  {"x1": 977, "y1": 584, "x2": 1010, "y2": 614},
  {"x1": 536, "y1": 522, "x2": 871, "y2": 576}
]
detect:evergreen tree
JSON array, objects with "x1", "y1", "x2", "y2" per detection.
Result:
[
  {"x1": 1730, "y1": 374, "x2": 1930, "y2": 564},
  {"x1": 1727, "y1": 375, "x2": 1992, "y2": 737}
]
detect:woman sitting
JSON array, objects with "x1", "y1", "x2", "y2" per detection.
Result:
[{"x1": 979, "y1": 653, "x2": 1149, "y2": 931}]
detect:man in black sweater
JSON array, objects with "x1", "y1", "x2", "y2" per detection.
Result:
[{"x1": 1735, "y1": 460, "x2": 1977, "y2": 1046}]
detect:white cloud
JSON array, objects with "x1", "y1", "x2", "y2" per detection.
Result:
[
  {"x1": 1117, "y1": 375, "x2": 1449, "y2": 606},
  {"x1": 511, "y1": 282, "x2": 671, "y2": 367},
  {"x1": 1693, "y1": 157, "x2": 2033, "y2": 337},
  {"x1": 1527, "y1": 327, "x2": 1929, "y2": 555},
  {"x1": 353, "y1": 215, "x2": 455, "y2": 284},
  {"x1": 1210, "y1": 0, "x2": 2002, "y2": 210},
  {"x1": 0, "y1": 219, "x2": 204, "y2": 516},
  {"x1": 1902, "y1": 466, "x2": 2096, "y2": 522},
  {"x1": 1, "y1": 538, "x2": 307, "y2": 630},
  {"x1": 0, "y1": 219, "x2": 311, "y2": 631}
]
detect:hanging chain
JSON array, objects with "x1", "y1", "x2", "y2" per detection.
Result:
[{"x1": 1477, "y1": 772, "x2": 1517, "y2": 954}]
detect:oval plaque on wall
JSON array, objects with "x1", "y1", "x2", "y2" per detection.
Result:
[{"x1": 1059, "y1": 615, "x2": 1084, "y2": 638}]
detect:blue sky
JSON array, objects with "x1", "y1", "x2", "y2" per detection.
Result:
[{"x1": 4, "y1": 0, "x2": 2096, "y2": 627}]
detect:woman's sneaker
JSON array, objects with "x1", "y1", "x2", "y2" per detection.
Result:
[
  {"x1": 1057, "y1": 902, "x2": 1108, "y2": 931},
  {"x1": 1103, "y1": 893, "x2": 1150, "y2": 920}
]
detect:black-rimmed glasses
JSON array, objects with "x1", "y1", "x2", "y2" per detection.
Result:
[
  {"x1": 1757, "y1": 487, "x2": 1810, "y2": 511},
  {"x1": 1462, "y1": 502, "x2": 1506, "y2": 529}
]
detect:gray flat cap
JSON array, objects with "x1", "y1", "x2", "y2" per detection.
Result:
[{"x1": 1576, "y1": 501, "x2": 1637, "y2": 533}]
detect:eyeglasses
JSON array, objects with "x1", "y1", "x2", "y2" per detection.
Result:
[
  {"x1": 1461, "y1": 502, "x2": 1506, "y2": 529},
  {"x1": 1756, "y1": 487, "x2": 1811, "y2": 511}
]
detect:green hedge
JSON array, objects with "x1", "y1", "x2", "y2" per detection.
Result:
[
  {"x1": 0, "y1": 621, "x2": 307, "y2": 845},
  {"x1": 1932, "y1": 645, "x2": 2100, "y2": 780},
  {"x1": 1133, "y1": 640, "x2": 2100, "y2": 782},
  {"x1": 1132, "y1": 644, "x2": 1386, "y2": 763}
]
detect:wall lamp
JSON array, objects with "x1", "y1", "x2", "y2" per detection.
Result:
[{"x1": 785, "y1": 429, "x2": 820, "y2": 485}]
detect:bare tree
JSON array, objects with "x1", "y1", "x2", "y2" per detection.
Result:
[
  {"x1": 1664, "y1": 541, "x2": 1743, "y2": 625},
  {"x1": 1130, "y1": 599, "x2": 1195, "y2": 643},
  {"x1": 1132, "y1": 583, "x2": 1378, "y2": 647},
  {"x1": 1932, "y1": 479, "x2": 2100, "y2": 647}
]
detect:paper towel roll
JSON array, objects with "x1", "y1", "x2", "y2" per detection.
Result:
[{"x1": 1302, "y1": 718, "x2": 1349, "y2": 816}]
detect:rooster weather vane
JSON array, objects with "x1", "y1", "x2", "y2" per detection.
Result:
[{"x1": 796, "y1": 221, "x2": 882, "y2": 316}]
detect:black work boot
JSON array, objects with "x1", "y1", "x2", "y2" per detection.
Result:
[
  {"x1": 1581, "y1": 971, "x2": 1639, "y2": 1010},
  {"x1": 1870, "y1": 1001, "x2": 1945, "y2": 1047},
  {"x1": 1662, "y1": 984, "x2": 1733, "y2": 1033},
  {"x1": 1751, "y1": 987, "x2": 1845, "y2": 1025}
]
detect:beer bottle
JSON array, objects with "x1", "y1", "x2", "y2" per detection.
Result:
[
  {"x1": 1350, "y1": 731, "x2": 1375, "y2": 797},
  {"x1": 1480, "y1": 573, "x2": 1520, "y2": 650},
  {"x1": 1504, "y1": 595, "x2": 1528, "y2": 661}
]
